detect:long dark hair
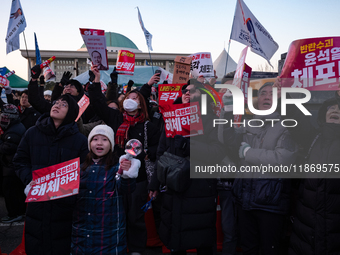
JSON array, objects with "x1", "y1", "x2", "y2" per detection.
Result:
[{"x1": 81, "y1": 149, "x2": 119, "y2": 171}]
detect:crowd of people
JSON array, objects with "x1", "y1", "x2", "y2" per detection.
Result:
[{"x1": 0, "y1": 63, "x2": 339, "y2": 255}]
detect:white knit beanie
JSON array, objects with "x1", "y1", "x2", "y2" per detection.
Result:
[
  {"x1": 44, "y1": 90, "x2": 52, "y2": 96},
  {"x1": 88, "y1": 125, "x2": 115, "y2": 151}
]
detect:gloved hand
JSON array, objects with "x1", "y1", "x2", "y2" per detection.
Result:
[
  {"x1": 60, "y1": 71, "x2": 72, "y2": 86},
  {"x1": 119, "y1": 155, "x2": 141, "y2": 179},
  {"x1": 31, "y1": 65, "x2": 41, "y2": 79},
  {"x1": 110, "y1": 67, "x2": 118, "y2": 84},
  {"x1": 222, "y1": 89, "x2": 233, "y2": 112},
  {"x1": 239, "y1": 142, "x2": 251, "y2": 159},
  {"x1": 39, "y1": 75, "x2": 45, "y2": 85},
  {"x1": 24, "y1": 181, "x2": 36, "y2": 196},
  {"x1": 127, "y1": 80, "x2": 134, "y2": 87},
  {"x1": 4, "y1": 85, "x2": 12, "y2": 95},
  {"x1": 174, "y1": 135, "x2": 188, "y2": 151},
  {"x1": 89, "y1": 70, "x2": 95, "y2": 82}
]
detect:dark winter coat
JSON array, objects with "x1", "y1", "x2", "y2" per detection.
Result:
[
  {"x1": 71, "y1": 162, "x2": 136, "y2": 255},
  {"x1": 152, "y1": 99, "x2": 225, "y2": 251},
  {"x1": 0, "y1": 120, "x2": 26, "y2": 177},
  {"x1": 13, "y1": 113, "x2": 88, "y2": 255},
  {"x1": 219, "y1": 111, "x2": 298, "y2": 215},
  {"x1": 19, "y1": 106, "x2": 41, "y2": 130},
  {"x1": 288, "y1": 96, "x2": 340, "y2": 255},
  {"x1": 87, "y1": 82, "x2": 160, "y2": 183}
]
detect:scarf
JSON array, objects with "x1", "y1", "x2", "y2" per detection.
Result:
[{"x1": 116, "y1": 112, "x2": 144, "y2": 148}]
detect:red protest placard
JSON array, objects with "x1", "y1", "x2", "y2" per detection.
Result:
[
  {"x1": 75, "y1": 94, "x2": 90, "y2": 122},
  {"x1": 162, "y1": 102, "x2": 204, "y2": 138},
  {"x1": 0, "y1": 75, "x2": 10, "y2": 88},
  {"x1": 158, "y1": 84, "x2": 183, "y2": 111},
  {"x1": 26, "y1": 158, "x2": 80, "y2": 202},
  {"x1": 116, "y1": 50, "x2": 135, "y2": 75},
  {"x1": 281, "y1": 37, "x2": 340, "y2": 90}
]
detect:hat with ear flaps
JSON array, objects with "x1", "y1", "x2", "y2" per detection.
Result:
[
  {"x1": 317, "y1": 97, "x2": 338, "y2": 126},
  {"x1": 54, "y1": 94, "x2": 79, "y2": 126}
]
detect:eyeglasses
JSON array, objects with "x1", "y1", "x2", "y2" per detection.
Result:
[
  {"x1": 52, "y1": 100, "x2": 68, "y2": 108},
  {"x1": 182, "y1": 88, "x2": 196, "y2": 94},
  {"x1": 64, "y1": 84, "x2": 76, "y2": 89}
]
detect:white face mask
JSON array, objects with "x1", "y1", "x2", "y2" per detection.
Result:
[{"x1": 123, "y1": 99, "x2": 138, "y2": 112}]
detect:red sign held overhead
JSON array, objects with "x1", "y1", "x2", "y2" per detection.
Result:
[
  {"x1": 75, "y1": 94, "x2": 90, "y2": 122},
  {"x1": 116, "y1": 50, "x2": 135, "y2": 75},
  {"x1": 281, "y1": 37, "x2": 340, "y2": 91}
]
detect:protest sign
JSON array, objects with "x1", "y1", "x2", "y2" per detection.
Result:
[
  {"x1": 158, "y1": 84, "x2": 183, "y2": 108},
  {"x1": 162, "y1": 102, "x2": 203, "y2": 138},
  {"x1": 26, "y1": 158, "x2": 80, "y2": 202},
  {"x1": 173, "y1": 56, "x2": 192, "y2": 84},
  {"x1": 281, "y1": 37, "x2": 340, "y2": 90},
  {"x1": 75, "y1": 94, "x2": 90, "y2": 122},
  {"x1": 116, "y1": 50, "x2": 135, "y2": 75},
  {"x1": 80, "y1": 28, "x2": 109, "y2": 70},
  {"x1": 0, "y1": 76, "x2": 10, "y2": 88},
  {"x1": 189, "y1": 52, "x2": 214, "y2": 78}
]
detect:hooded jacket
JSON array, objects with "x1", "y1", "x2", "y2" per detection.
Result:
[{"x1": 13, "y1": 98, "x2": 88, "y2": 255}]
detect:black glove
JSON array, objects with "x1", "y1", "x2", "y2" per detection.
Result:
[
  {"x1": 60, "y1": 71, "x2": 72, "y2": 86},
  {"x1": 39, "y1": 75, "x2": 45, "y2": 85},
  {"x1": 128, "y1": 80, "x2": 134, "y2": 87},
  {"x1": 31, "y1": 65, "x2": 41, "y2": 79},
  {"x1": 174, "y1": 135, "x2": 188, "y2": 151},
  {"x1": 89, "y1": 70, "x2": 95, "y2": 82},
  {"x1": 110, "y1": 67, "x2": 118, "y2": 84}
]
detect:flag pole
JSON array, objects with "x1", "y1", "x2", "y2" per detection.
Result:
[
  {"x1": 148, "y1": 50, "x2": 154, "y2": 73},
  {"x1": 224, "y1": 39, "x2": 231, "y2": 75},
  {"x1": 23, "y1": 31, "x2": 31, "y2": 71},
  {"x1": 225, "y1": 0, "x2": 239, "y2": 75}
]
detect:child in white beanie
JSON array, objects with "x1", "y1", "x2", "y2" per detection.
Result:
[{"x1": 71, "y1": 124, "x2": 140, "y2": 254}]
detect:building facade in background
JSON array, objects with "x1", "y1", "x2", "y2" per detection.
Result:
[{"x1": 21, "y1": 32, "x2": 188, "y2": 81}]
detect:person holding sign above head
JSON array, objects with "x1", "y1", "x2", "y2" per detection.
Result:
[
  {"x1": 71, "y1": 124, "x2": 138, "y2": 254},
  {"x1": 13, "y1": 85, "x2": 88, "y2": 255},
  {"x1": 149, "y1": 80, "x2": 225, "y2": 254},
  {"x1": 27, "y1": 66, "x2": 84, "y2": 115}
]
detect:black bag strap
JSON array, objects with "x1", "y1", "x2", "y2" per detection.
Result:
[{"x1": 144, "y1": 120, "x2": 149, "y2": 152}]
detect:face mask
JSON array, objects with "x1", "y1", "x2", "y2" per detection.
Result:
[{"x1": 123, "y1": 99, "x2": 138, "y2": 112}]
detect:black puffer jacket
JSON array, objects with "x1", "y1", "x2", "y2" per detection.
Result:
[
  {"x1": 152, "y1": 98, "x2": 225, "y2": 251},
  {"x1": 0, "y1": 120, "x2": 26, "y2": 177},
  {"x1": 13, "y1": 114, "x2": 88, "y2": 255},
  {"x1": 288, "y1": 96, "x2": 340, "y2": 255}
]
